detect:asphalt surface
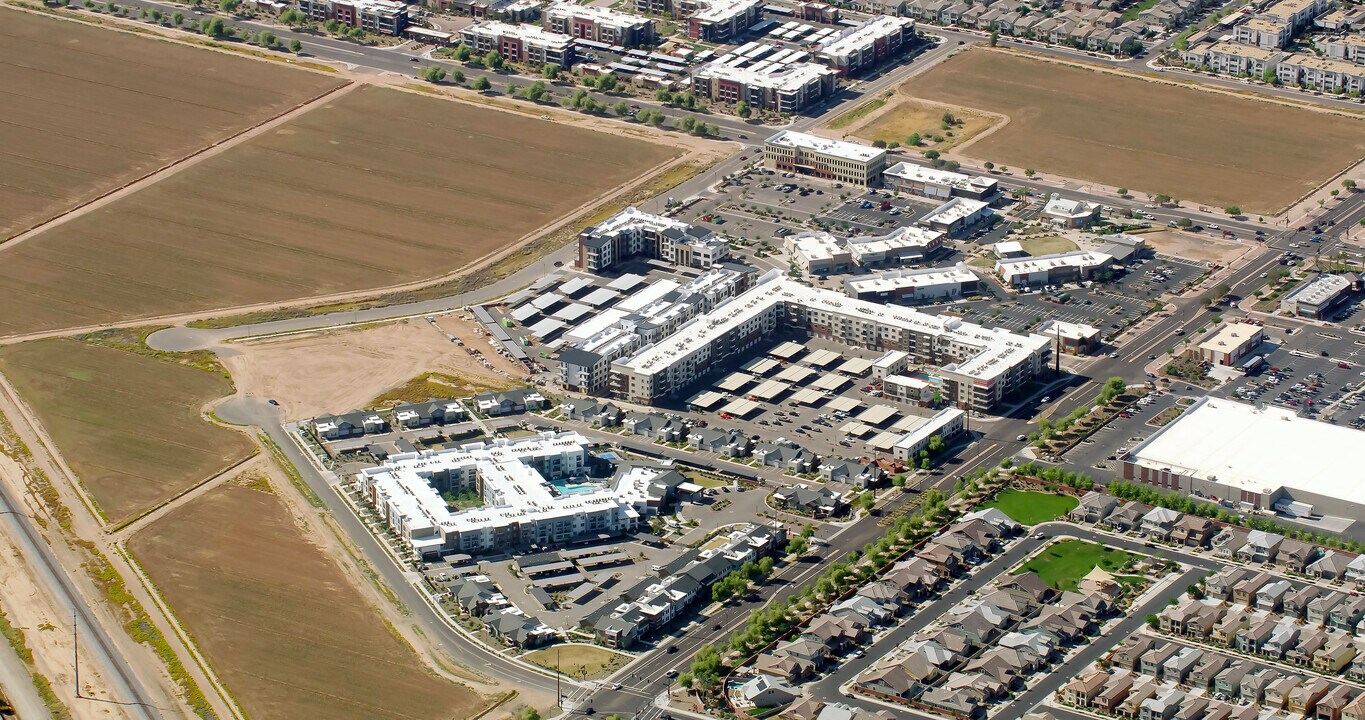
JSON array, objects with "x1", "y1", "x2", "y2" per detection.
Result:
[
  {"x1": 805, "y1": 522, "x2": 1217, "y2": 715},
  {"x1": 0, "y1": 474, "x2": 162, "y2": 719}
]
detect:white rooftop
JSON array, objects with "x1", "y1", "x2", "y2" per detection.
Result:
[
  {"x1": 995, "y1": 250, "x2": 1113, "y2": 277},
  {"x1": 1284, "y1": 274, "x2": 1351, "y2": 307},
  {"x1": 883, "y1": 162, "x2": 997, "y2": 193},
  {"x1": 544, "y1": 1, "x2": 650, "y2": 29},
  {"x1": 695, "y1": 61, "x2": 834, "y2": 93},
  {"x1": 817, "y1": 15, "x2": 914, "y2": 57},
  {"x1": 1128, "y1": 397, "x2": 1365, "y2": 503},
  {"x1": 465, "y1": 20, "x2": 574, "y2": 47},
  {"x1": 1043, "y1": 197, "x2": 1101, "y2": 219},
  {"x1": 692, "y1": 0, "x2": 762, "y2": 23},
  {"x1": 1037, "y1": 319, "x2": 1100, "y2": 341},
  {"x1": 765, "y1": 130, "x2": 885, "y2": 163},
  {"x1": 845, "y1": 263, "x2": 977, "y2": 294},
  {"x1": 920, "y1": 197, "x2": 990, "y2": 225}
]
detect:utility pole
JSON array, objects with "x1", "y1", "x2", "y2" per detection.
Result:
[
  {"x1": 556, "y1": 646, "x2": 562, "y2": 709},
  {"x1": 73, "y1": 612, "x2": 80, "y2": 699}
]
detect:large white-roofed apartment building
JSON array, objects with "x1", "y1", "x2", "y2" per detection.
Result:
[
  {"x1": 460, "y1": 20, "x2": 576, "y2": 65},
  {"x1": 609, "y1": 270, "x2": 1050, "y2": 412},
  {"x1": 687, "y1": 0, "x2": 763, "y2": 39},
  {"x1": 692, "y1": 61, "x2": 836, "y2": 113},
  {"x1": 763, "y1": 131, "x2": 888, "y2": 185},
  {"x1": 1122, "y1": 397, "x2": 1365, "y2": 535},
  {"x1": 543, "y1": 2, "x2": 657, "y2": 46},
  {"x1": 358, "y1": 431, "x2": 655, "y2": 556},
  {"x1": 813, "y1": 15, "x2": 917, "y2": 76},
  {"x1": 576, "y1": 207, "x2": 730, "y2": 272}
]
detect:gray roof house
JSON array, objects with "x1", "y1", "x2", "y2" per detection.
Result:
[
  {"x1": 1069, "y1": 491, "x2": 1119, "y2": 523},
  {"x1": 773, "y1": 483, "x2": 846, "y2": 518},
  {"x1": 820, "y1": 458, "x2": 884, "y2": 489}
]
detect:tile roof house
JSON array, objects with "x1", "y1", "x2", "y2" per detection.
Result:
[
  {"x1": 754, "y1": 442, "x2": 818, "y2": 474},
  {"x1": 1346, "y1": 554, "x2": 1365, "y2": 584},
  {"x1": 1309, "y1": 591, "x2": 1348, "y2": 627},
  {"x1": 1170, "y1": 515, "x2": 1217, "y2": 547},
  {"x1": 772, "y1": 483, "x2": 846, "y2": 518},
  {"x1": 1212, "y1": 610, "x2": 1253, "y2": 647},
  {"x1": 392, "y1": 399, "x2": 470, "y2": 429},
  {"x1": 560, "y1": 397, "x2": 623, "y2": 426},
  {"x1": 1235, "y1": 530, "x2": 1286, "y2": 564},
  {"x1": 1102, "y1": 501, "x2": 1149, "y2": 532},
  {"x1": 1331, "y1": 596, "x2": 1365, "y2": 632},
  {"x1": 485, "y1": 606, "x2": 556, "y2": 648},
  {"x1": 473, "y1": 388, "x2": 546, "y2": 416},
  {"x1": 1310, "y1": 550, "x2": 1352, "y2": 581},
  {"x1": 741, "y1": 674, "x2": 799, "y2": 708},
  {"x1": 820, "y1": 458, "x2": 884, "y2": 489},
  {"x1": 1284, "y1": 584, "x2": 1322, "y2": 619},
  {"x1": 1313, "y1": 633, "x2": 1359, "y2": 674},
  {"x1": 1205, "y1": 566, "x2": 1250, "y2": 601},
  {"x1": 1277, "y1": 537, "x2": 1320, "y2": 573},
  {"x1": 1140, "y1": 506, "x2": 1183, "y2": 538},
  {"x1": 1070, "y1": 491, "x2": 1120, "y2": 523}
]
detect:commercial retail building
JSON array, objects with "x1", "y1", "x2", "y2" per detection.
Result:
[{"x1": 764, "y1": 131, "x2": 887, "y2": 186}]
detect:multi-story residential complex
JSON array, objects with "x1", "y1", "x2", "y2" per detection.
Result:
[
  {"x1": 358, "y1": 432, "x2": 658, "y2": 555},
  {"x1": 608, "y1": 270, "x2": 1051, "y2": 412},
  {"x1": 1235, "y1": 17, "x2": 1293, "y2": 48},
  {"x1": 460, "y1": 20, "x2": 576, "y2": 66},
  {"x1": 543, "y1": 2, "x2": 656, "y2": 46},
  {"x1": 1183, "y1": 41, "x2": 1283, "y2": 77},
  {"x1": 688, "y1": 0, "x2": 763, "y2": 40},
  {"x1": 1280, "y1": 273, "x2": 1355, "y2": 319},
  {"x1": 882, "y1": 162, "x2": 999, "y2": 201},
  {"x1": 994, "y1": 250, "x2": 1114, "y2": 288},
  {"x1": 297, "y1": 0, "x2": 407, "y2": 34},
  {"x1": 813, "y1": 16, "x2": 917, "y2": 76},
  {"x1": 691, "y1": 59, "x2": 836, "y2": 113},
  {"x1": 1323, "y1": 35, "x2": 1365, "y2": 64},
  {"x1": 763, "y1": 131, "x2": 888, "y2": 186},
  {"x1": 1276, "y1": 53, "x2": 1365, "y2": 91},
  {"x1": 1261, "y1": 0, "x2": 1333, "y2": 32},
  {"x1": 587, "y1": 523, "x2": 786, "y2": 648},
  {"x1": 842, "y1": 263, "x2": 980, "y2": 304},
  {"x1": 557, "y1": 268, "x2": 753, "y2": 393},
  {"x1": 576, "y1": 207, "x2": 729, "y2": 272}
]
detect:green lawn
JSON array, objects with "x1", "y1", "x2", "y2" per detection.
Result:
[
  {"x1": 1019, "y1": 236, "x2": 1079, "y2": 256},
  {"x1": 983, "y1": 489, "x2": 1078, "y2": 525},
  {"x1": 1015, "y1": 539, "x2": 1138, "y2": 591}
]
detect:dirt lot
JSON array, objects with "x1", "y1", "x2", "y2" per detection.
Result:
[
  {"x1": 898, "y1": 50, "x2": 1365, "y2": 213},
  {"x1": 128, "y1": 478, "x2": 483, "y2": 720},
  {"x1": 1137, "y1": 230, "x2": 1247, "y2": 263},
  {"x1": 0, "y1": 7, "x2": 345, "y2": 242},
  {"x1": 219, "y1": 318, "x2": 523, "y2": 420},
  {"x1": 0, "y1": 339, "x2": 253, "y2": 523},
  {"x1": 844, "y1": 96, "x2": 999, "y2": 152},
  {"x1": 523, "y1": 645, "x2": 630, "y2": 680},
  {"x1": 0, "y1": 84, "x2": 681, "y2": 336}
]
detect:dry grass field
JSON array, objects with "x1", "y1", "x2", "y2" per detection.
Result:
[
  {"x1": 128, "y1": 480, "x2": 483, "y2": 720},
  {"x1": 848, "y1": 98, "x2": 998, "y2": 152},
  {"x1": 0, "y1": 85, "x2": 681, "y2": 336},
  {"x1": 0, "y1": 338, "x2": 253, "y2": 523},
  {"x1": 899, "y1": 50, "x2": 1365, "y2": 213},
  {"x1": 0, "y1": 7, "x2": 345, "y2": 241}
]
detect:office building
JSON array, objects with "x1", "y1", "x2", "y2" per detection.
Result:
[
  {"x1": 576, "y1": 207, "x2": 729, "y2": 272},
  {"x1": 845, "y1": 226, "x2": 945, "y2": 267},
  {"x1": 882, "y1": 162, "x2": 998, "y2": 201},
  {"x1": 460, "y1": 20, "x2": 576, "y2": 66},
  {"x1": 1042, "y1": 197, "x2": 1102, "y2": 228},
  {"x1": 609, "y1": 270, "x2": 1050, "y2": 412},
  {"x1": 843, "y1": 263, "x2": 979, "y2": 304},
  {"x1": 918, "y1": 197, "x2": 992, "y2": 236},
  {"x1": 544, "y1": 2, "x2": 656, "y2": 46},
  {"x1": 785, "y1": 231, "x2": 853, "y2": 274},
  {"x1": 764, "y1": 131, "x2": 888, "y2": 186}
]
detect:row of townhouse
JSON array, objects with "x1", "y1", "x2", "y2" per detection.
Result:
[
  {"x1": 447, "y1": 575, "x2": 557, "y2": 647},
  {"x1": 1159, "y1": 594, "x2": 1365, "y2": 674},
  {"x1": 1065, "y1": 657, "x2": 1365, "y2": 719},
  {"x1": 1204, "y1": 566, "x2": 1365, "y2": 635},
  {"x1": 586, "y1": 523, "x2": 785, "y2": 648},
  {"x1": 1071, "y1": 493, "x2": 1222, "y2": 547},
  {"x1": 1183, "y1": 43, "x2": 1365, "y2": 90},
  {"x1": 313, "y1": 395, "x2": 501, "y2": 441},
  {"x1": 885, "y1": 0, "x2": 1148, "y2": 52},
  {"x1": 865, "y1": 563, "x2": 1118, "y2": 719}
]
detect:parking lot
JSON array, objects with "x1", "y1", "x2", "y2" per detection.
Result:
[{"x1": 1215, "y1": 322, "x2": 1365, "y2": 427}]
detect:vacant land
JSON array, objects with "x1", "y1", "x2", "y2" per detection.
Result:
[
  {"x1": 219, "y1": 319, "x2": 521, "y2": 419},
  {"x1": 899, "y1": 50, "x2": 1365, "y2": 212},
  {"x1": 1139, "y1": 230, "x2": 1245, "y2": 264},
  {"x1": 0, "y1": 7, "x2": 345, "y2": 241},
  {"x1": 847, "y1": 97, "x2": 998, "y2": 152},
  {"x1": 129, "y1": 480, "x2": 482, "y2": 720},
  {"x1": 524, "y1": 645, "x2": 631, "y2": 680},
  {"x1": 1015, "y1": 539, "x2": 1137, "y2": 591},
  {"x1": 1019, "y1": 236, "x2": 1078, "y2": 256},
  {"x1": 0, "y1": 338, "x2": 253, "y2": 523},
  {"x1": 0, "y1": 85, "x2": 680, "y2": 336},
  {"x1": 983, "y1": 490, "x2": 1078, "y2": 525}
]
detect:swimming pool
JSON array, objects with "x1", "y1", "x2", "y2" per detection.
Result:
[{"x1": 551, "y1": 480, "x2": 600, "y2": 496}]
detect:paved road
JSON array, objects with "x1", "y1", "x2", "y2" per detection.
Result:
[
  {"x1": 0, "y1": 473, "x2": 163, "y2": 719},
  {"x1": 804, "y1": 523, "x2": 1216, "y2": 714},
  {"x1": 213, "y1": 396, "x2": 564, "y2": 693}
]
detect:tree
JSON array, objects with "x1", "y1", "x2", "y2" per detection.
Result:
[
  {"x1": 1344, "y1": 179, "x2": 1357, "y2": 190},
  {"x1": 483, "y1": 50, "x2": 503, "y2": 69},
  {"x1": 543, "y1": 63, "x2": 560, "y2": 79},
  {"x1": 984, "y1": 161, "x2": 994, "y2": 171},
  {"x1": 455, "y1": 44, "x2": 473, "y2": 62},
  {"x1": 450, "y1": 69, "x2": 465, "y2": 84},
  {"x1": 678, "y1": 673, "x2": 694, "y2": 689},
  {"x1": 923, "y1": 149, "x2": 940, "y2": 160},
  {"x1": 597, "y1": 73, "x2": 618, "y2": 92},
  {"x1": 172, "y1": 10, "x2": 184, "y2": 24},
  {"x1": 1116, "y1": 187, "x2": 1128, "y2": 196},
  {"x1": 656, "y1": 87, "x2": 672, "y2": 103},
  {"x1": 872, "y1": 139, "x2": 887, "y2": 148},
  {"x1": 200, "y1": 16, "x2": 226, "y2": 37},
  {"x1": 288, "y1": 38, "x2": 302, "y2": 53},
  {"x1": 1119, "y1": 36, "x2": 1143, "y2": 56},
  {"x1": 219, "y1": 0, "x2": 238, "y2": 11},
  {"x1": 614, "y1": 100, "x2": 631, "y2": 116},
  {"x1": 892, "y1": 474, "x2": 906, "y2": 488},
  {"x1": 927, "y1": 434, "x2": 944, "y2": 454},
  {"x1": 736, "y1": 100, "x2": 752, "y2": 119},
  {"x1": 757, "y1": 556, "x2": 775, "y2": 578},
  {"x1": 323, "y1": 18, "x2": 341, "y2": 33},
  {"x1": 1024, "y1": 168, "x2": 1036, "y2": 177},
  {"x1": 990, "y1": 29, "x2": 1000, "y2": 46},
  {"x1": 505, "y1": 81, "x2": 519, "y2": 95},
  {"x1": 1145, "y1": 614, "x2": 1160, "y2": 629},
  {"x1": 1263, "y1": 68, "x2": 1278, "y2": 84},
  {"x1": 785, "y1": 536, "x2": 808, "y2": 556},
  {"x1": 919, "y1": 457, "x2": 930, "y2": 470},
  {"x1": 472, "y1": 75, "x2": 491, "y2": 92},
  {"x1": 420, "y1": 66, "x2": 446, "y2": 83},
  {"x1": 1224, "y1": 206, "x2": 1241, "y2": 216},
  {"x1": 907, "y1": 133, "x2": 921, "y2": 146},
  {"x1": 1154, "y1": 193, "x2": 1171, "y2": 204},
  {"x1": 512, "y1": 708, "x2": 540, "y2": 720},
  {"x1": 1176, "y1": 217, "x2": 1192, "y2": 228}
]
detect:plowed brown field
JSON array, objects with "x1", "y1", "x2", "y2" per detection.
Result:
[
  {"x1": 0, "y1": 85, "x2": 680, "y2": 336},
  {"x1": 0, "y1": 7, "x2": 345, "y2": 241}
]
